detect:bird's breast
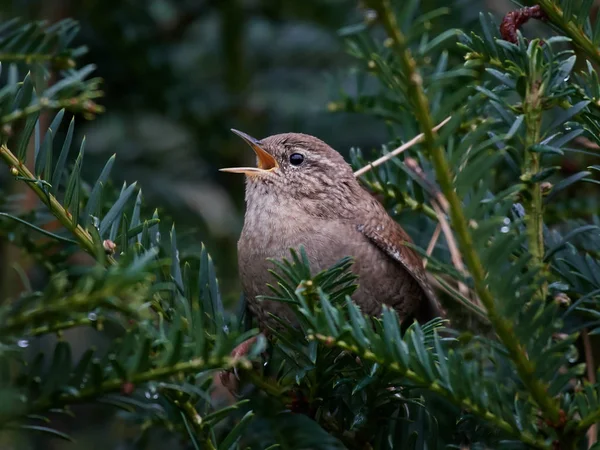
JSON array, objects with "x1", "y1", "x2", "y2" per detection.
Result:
[
  {"x1": 237, "y1": 203, "x2": 351, "y2": 327},
  {"x1": 239, "y1": 203, "x2": 343, "y2": 264},
  {"x1": 237, "y1": 199, "x2": 423, "y2": 327}
]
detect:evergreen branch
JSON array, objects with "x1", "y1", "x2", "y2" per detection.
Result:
[
  {"x1": 0, "y1": 19, "x2": 86, "y2": 69},
  {"x1": 366, "y1": 0, "x2": 563, "y2": 426},
  {"x1": 1, "y1": 357, "x2": 251, "y2": 426},
  {"x1": 309, "y1": 333, "x2": 550, "y2": 450},
  {"x1": 0, "y1": 144, "x2": 116, "y2": 265},
  {"x1": 0, "y1": 281, "x2": 139, "y2": 336},
  {"x1": 523, "y1": 60, "x2": 547, "y2": 301},
  {"x1": 359, "y1": 175, "x2": 439, "y2": 220},
  {"x1": 394, "y1": 190, "x2": 438, "y2": 221},
  {"x1": 402, "y1": 194, "x2": 438, "y2": 220},
  {"x1": 532, "y1": 0, "x2": 600, "y2": 67},
  {"x1": 27, "y1": 317, "x2": 95, "y2": 337},
  {"x1": 177, "y1": 400, "x2": 218, "y2": 450},
  {"x1": 0, "y1": 53, "x2": 75, "y2": 68},
  {"x1": 0, "y1": 91, "x2": 104, "y2": 126}
]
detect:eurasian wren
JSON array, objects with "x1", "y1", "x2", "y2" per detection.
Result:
[{"x1": 221, "y1": 130, "x2": 441, "y2": 330}]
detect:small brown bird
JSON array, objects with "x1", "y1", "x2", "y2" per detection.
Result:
[{"x1": 220, "y1": 130, "x2": 441, "y2": 333}]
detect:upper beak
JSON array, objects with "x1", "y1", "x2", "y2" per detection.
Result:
[{"x1": 220, "y1": 129, "x2": 279, "y2": 175}]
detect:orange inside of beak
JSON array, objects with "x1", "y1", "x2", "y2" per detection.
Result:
[{"x1": 219, "y1": 129, "x2": 278, "y2": 174}]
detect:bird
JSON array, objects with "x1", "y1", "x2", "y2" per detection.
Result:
[{"x1": 220, "y1": 130, "x2": 442, "y2": 336}]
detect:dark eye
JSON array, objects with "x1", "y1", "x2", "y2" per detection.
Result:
[{"x1": 289, "y1": 153, "x2": 305, "y2": 166}]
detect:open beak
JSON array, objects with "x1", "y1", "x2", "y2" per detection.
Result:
[{"x1": 220, "y1": 129, "x2": 279, "y2": 175}]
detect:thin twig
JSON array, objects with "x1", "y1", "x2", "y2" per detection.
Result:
[
  {"x1": 353, "y1": 116, "x2": 451, "y2": 177},
  {"x1": 431, "y1": 202, "x2": 470, "y2": 297},
  {"x1": 424, "y1": 224, "x2": 441, "y2": 265},
  {"x1": 0, "y1": 356, "x2": 251, "y2": 426},
  {"x1": 404, "y1": 157, "x2": 471, "y2": 299}
]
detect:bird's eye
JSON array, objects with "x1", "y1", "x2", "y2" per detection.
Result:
[{"x1": 289, "y1": 153, "x2": 305, "y2": 166}]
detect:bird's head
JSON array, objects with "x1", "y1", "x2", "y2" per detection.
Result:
[{"x1": 220, "y1": 130, "x2": 361, "y2": 215}]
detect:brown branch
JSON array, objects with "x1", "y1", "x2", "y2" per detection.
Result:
[{"x1": 424, "y1": 224, "x2": 442, "y2": 266}]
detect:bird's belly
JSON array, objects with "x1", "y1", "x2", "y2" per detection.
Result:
[{"x1": 238, "y1": 220, "x2": 422, "y2": 329}]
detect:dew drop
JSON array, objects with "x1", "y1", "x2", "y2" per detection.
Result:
[
  {"x1": 503, "y1": 217, "x2": 511, "y2": 225},
  {"x1": 364, "y1": 9, "x2": 377, "y2": 21},
  {"x1": 500, "y1": 226, "x2": 510, "y2": 233},
  {"x1": 87, "y1": 312, "x2": 97, "y2": 321},
  {"x1": 566, "y1": 345, "x2": 579, "y2": 363},
  {"x1": 91, "y1": 216, "x2": 100, "y2": 229},
  {"x1": 145, "y1": 385, "x2": 159, "y2": 400},
  {"x1": 17, "y1": 339, "x2": 29, "y2": 348}
]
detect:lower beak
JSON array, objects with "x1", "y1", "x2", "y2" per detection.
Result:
[{"x1": 220, "y1": 129, "x2": 279, "y2": 175}]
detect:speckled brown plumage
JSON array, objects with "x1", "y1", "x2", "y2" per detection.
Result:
[{"x1": 226, "y1": 131, "x2": 441, "y2": 331}]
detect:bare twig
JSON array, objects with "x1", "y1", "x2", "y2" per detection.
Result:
[
  {"x1": 404, "y1": 157, "x2": 472, "y2": 299},
  {"x1": 424, "y1": 224, "x2": 441, "y2": 265},
  {"x1": 431, "y1": 202, "x2": 470, "y2": 298},
  {"x1": 353, "y1": 116, "x2": 451, "y2": 177}
]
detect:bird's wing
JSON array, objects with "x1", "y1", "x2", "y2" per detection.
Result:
[{"x1": 357, "y1": 202, "x2": 443, "y2": 323}]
